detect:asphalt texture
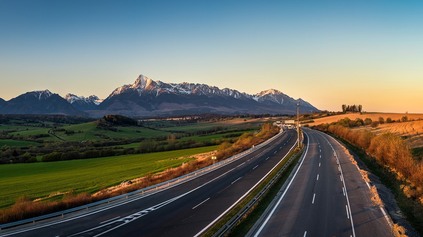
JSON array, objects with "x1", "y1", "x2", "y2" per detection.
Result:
[{"x1": 250, "y1": 128, "x2": 393, "y2": 237}]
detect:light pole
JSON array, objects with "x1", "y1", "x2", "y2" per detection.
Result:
[{"x1": 297, "y1": 102, "x2": 300, "y2": 148}]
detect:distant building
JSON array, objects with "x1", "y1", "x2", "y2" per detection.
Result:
[{"x1": 284, "y1": 120, "x2": 295, "y2": 125}]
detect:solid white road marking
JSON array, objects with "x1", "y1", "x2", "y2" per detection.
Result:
[
  {"x1": 319, "y1": 131, "x2": 356, "y2": 237},
  {"x1": 312, "y1": 193, "x2": 316, "y2": 204},
  {"x1": 253, "y1": 133, "x2": 309, "y2": 237},
  {"x1": 253, "y1": 165, "x2": 259, "y2": 170},
  {"x1": 192, "y1": 198, "x2": 210, "y2": 210},
  {"x1": 366, "y1": 182, "x2": 371, "y2": 189},
  {"x1": 231, "y1": 177, "x2": 242, "y2": 185},
  {"x1": 196, "y1": 139, "x2": 299, "y2": 237},
  {"x1": 346, "y1": 205, "x2": 350, "y2": 219}
]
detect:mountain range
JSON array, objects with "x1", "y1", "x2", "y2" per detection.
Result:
[{"x1": 0, "y1": 75, "x2": 319, "y2": 117}]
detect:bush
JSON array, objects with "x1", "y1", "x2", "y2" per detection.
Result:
[{"x1": 42, "y1": 152, "x2": 62, "y2": 162}]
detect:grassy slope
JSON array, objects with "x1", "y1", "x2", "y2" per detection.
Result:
[{"x1": 0, "y1": 146, "x2": 216, "y2": 209}]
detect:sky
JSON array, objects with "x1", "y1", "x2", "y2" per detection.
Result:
[{"x1": 0, "y1": 0, "x2": 422, "y2": 113}]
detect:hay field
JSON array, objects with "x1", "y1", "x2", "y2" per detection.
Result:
[
  {"x1": 373, "y1": 120, "x2": 423, "y2": 148},
  {"x1": 310, "y1": 113, "x2": 423, "y2": 148},
  {"x1": 309, "y1": 113, "x2": 423, "y2": 127}
]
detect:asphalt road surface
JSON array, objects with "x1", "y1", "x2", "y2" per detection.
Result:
[
  {"x1": 249, "y1": 128, "x2": 393, "y2": 237},
  {"x1": 1, "y1": 129, "x2": 297, "y2": 237}
]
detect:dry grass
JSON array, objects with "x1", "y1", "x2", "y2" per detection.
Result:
[
  {"x1": 393, "y1": 223, "x2": 408, "y2": 237},
  {"x1": 372, "y1": 120, "x2": 423, "y2": 148},
  {"x1": 310, "y1": 113, "x2": 423, "y2": 127},
  {"x1": 342, "y1": 145, "x2": 384, "y2": 206},
  {"x1": 311, "y1": 113, "x2": 423, "y2": 149}
]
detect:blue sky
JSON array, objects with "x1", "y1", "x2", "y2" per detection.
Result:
[{"x1": 1, "y1": 0, "x2": 423, "y2": 112}]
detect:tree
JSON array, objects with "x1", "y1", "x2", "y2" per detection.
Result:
[
  {"x1": 364, "y1": 118, "x2": 373, "y2": 126},
  {"x1": 342, "y1": 104, "x2": 347, "y2": 113},
  {"x1": 378, "y1": 117, "x2": 385, "y2": 124},
  {"x1": 358, "y1": 105, "x2": 363, "y2": 113},
  {"x1": 401, "y1": 116, "x2": 408, "y2": 122}
]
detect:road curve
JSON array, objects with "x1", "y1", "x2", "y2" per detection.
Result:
[
  {"x1": 1, "y1": 130, "x2": 297, "y2": 237},
  {"x1": 249, "y1": 128, "x2": 393, "y2": 237}
]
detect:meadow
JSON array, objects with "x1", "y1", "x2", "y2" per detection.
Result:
[{"x1": 0, "y1": 146, "x2": 216, "y2": 209}]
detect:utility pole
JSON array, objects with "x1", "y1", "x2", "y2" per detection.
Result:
[{"x1": 297, "y1": 102, "x2": 300, "y2": 148}]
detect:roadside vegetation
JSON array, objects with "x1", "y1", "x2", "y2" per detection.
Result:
[
  {"x1": 215, "y1": 123, "x2": 279, "y2": 161},
  {"x1": 314, "y1": 118, "x2": 423, "y2": 235}
]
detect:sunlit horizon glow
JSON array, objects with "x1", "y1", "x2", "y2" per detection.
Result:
[{"x1": 1, "y1": 0, "x2": 422, "y2": 113}]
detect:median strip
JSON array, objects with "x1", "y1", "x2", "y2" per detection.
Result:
[{"x1": 199, "y1": 135, "x2": 303, "y2": 237}]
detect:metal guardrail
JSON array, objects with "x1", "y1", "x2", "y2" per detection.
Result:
[
  {"x1": 212, "y1": 130, "x2": 304, "y2": 237},
  {"x1": 211, "y1": 148, "x2": 301, "y2": 237},
  {"x1": 0, "y1": 130, "x2": 285, "y2": 231}
]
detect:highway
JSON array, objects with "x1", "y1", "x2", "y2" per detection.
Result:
[
  {"x1": 1, "y1": 129, "x2": 297, "y2": 237},
  {"x1": 249, "y1": 128, "x2": 393, "y2": 237}
]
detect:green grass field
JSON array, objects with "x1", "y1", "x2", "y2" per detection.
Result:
[
  {"x1": 0, "y1": 139, "x2": 39, "y2": 148},
  {"x1": 0, "y1": 146, "x2": 217, "y2": 209},
  {"x1": 7, "y1": 122, "x2": 170, "y2": 142}
]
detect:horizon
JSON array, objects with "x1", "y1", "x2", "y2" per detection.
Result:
[{"x1": 1, "y1": 1, "x2": 423, "y2": 113}]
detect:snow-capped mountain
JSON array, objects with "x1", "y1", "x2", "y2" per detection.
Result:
[
  {"x1": 65, "y1": 94, "x2": 103, "y2": 111},
  {"x1": 109, "y1": 75, "x2": 251, "y2": 99},
  {"x1": 0, "y1": 74, "x2": 318, "y2": 117},
  {"x1": 98, "y1": 75, "x2": 318, "y2": 117},
  {"x1": 0, "y1": 90, "x2": 85, "y2": 116}
]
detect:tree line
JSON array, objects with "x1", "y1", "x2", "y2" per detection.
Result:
[{"x1": 342, "y1": 104, "x2": 362, "y2": 113}]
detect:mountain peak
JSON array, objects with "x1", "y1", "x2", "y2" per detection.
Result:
[
  {"x1": 29, "y1": 90, "x2": 53, "y2": 100},
  {"x1": 132, "y1": 74, "x2": 156, "y2": 90},
  {"x1": 65, "y1": 93, "x2": 103, "y2": 106},
  {"x1": 256, "y1": 89, "x2": 284, "y2": 97}
]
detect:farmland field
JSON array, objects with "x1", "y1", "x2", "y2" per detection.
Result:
[
  {"x1": 0, "y1": 146, "x2": 217, "y2": 209},
  {"x1": 309, "y1": 112, "x2": 423, "y2": 127}
]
